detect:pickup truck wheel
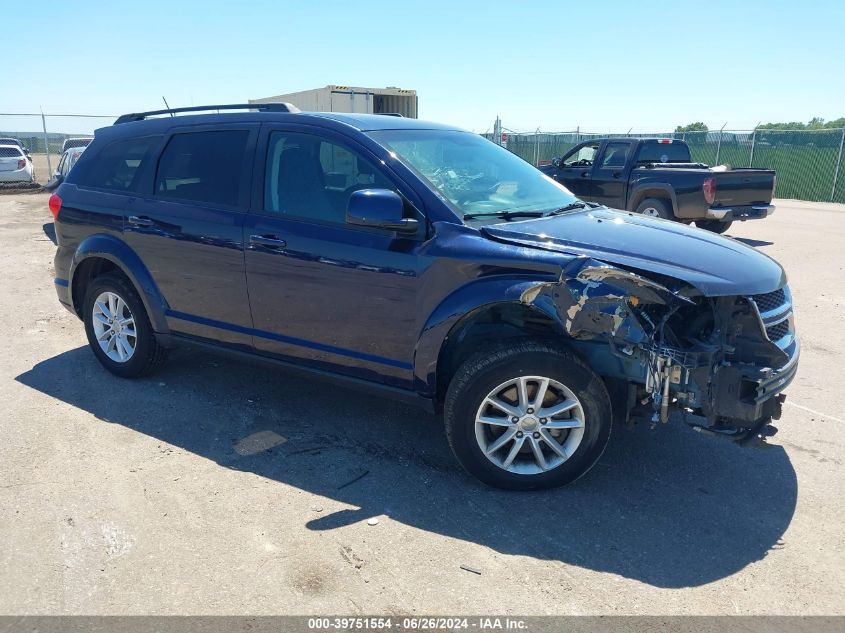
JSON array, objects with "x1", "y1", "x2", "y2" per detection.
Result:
[
  {"x1": 695, "y1": 219, "x2": 733, "y2": 234},
  {"x1": 82, "y1": 273, "x2": 168, "y2": 378},
  {"x1": 635, "y1": 198, "x2": 673, "y2": 220},
  {"x1": 444, "y1": 341, "x2": 612, "y2": 490}
]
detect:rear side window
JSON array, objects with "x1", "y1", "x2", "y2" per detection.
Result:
[
  {"x1": 77, "y1": 136, "x2": 158, "y2": 192},
  {"x1": 155, "y1": 131, "x2": 249, "y2": 207},
  {"x1": 0, "y1": 147, "x2": 24, "y2": 158}
]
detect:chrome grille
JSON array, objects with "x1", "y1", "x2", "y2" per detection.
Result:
[
  {"x1": 751, "y1": 289, "x2": 786, "y2": 313},
  {"x1": 766, "y1": 320, "x2": 790, "y2": 342},
  {"x1": 749, "y1": 286, "x2": 794, "y2": 346}
]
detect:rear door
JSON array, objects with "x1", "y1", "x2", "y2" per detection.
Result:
[
  {"x1": 123, "y1": 124, "x2": 258, "y2": 347},
  {"x1": 591, "y1": 141, "x2": 632, "y2": 209},
  {"x1": 553, "y1": 141, "x2": 599, "y2": 200}
]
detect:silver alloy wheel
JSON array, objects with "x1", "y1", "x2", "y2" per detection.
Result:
[
  {"x1": 641, "y1": 206, "x2": 661, "y2": 217},
  {"x1": 91, "y1": 291, "x2": 137, "y2": 363},
  {"x1": 474, "y1": 375, "x2": 585, "y2": 475}
]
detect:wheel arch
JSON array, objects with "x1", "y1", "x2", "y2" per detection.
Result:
[
  {"x1": 69, "y1": 234, "x2": 169, "y2": 334},
  {"x1": 413, "y1": 276, "x2": 574, "y2": 410},
  {"x1": 627, "y1": 182, "x2": 678, "y2": 215}
]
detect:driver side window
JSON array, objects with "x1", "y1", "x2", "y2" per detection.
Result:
[
  {"x1": 563, "y1": 143, "x2": 599, "y2": 167},
  {"x1": 264, "y1": 131, "x2": 395, "y2": 223}
]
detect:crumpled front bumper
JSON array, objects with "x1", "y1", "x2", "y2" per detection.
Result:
[{"x1": 704, "y1": 338, "x2": 800, "y2": 427}]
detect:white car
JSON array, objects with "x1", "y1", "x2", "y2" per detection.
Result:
[
  {"x1": 45, "y1": 146, "x2": 86, "y2": 191},
  {"x1": 0, "y1": 144, "x2": 34, "y2": 183}
]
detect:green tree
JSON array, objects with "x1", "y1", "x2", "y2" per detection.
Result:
[{"x1": 674, "y1": 122, "x2": 709, "y2": 133}]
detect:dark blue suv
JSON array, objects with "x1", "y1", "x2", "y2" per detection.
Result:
[{"x1": 50, "y1": 104, "x2": 799, "y2": 489}]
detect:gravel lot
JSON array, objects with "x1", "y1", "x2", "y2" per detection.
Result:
[{"x1": 0, "y1": 194, "x2": 843, "y2": 615}]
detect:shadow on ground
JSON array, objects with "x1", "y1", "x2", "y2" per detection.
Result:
[
  {"x1": 42, "y1": 222, "x2": 56, "y2": 245},
  {"x1": 733, "y1": 236, "x2": 774, "y2": 248},
  {"x1": 16, "y1": 345, "x2": 797, "y2": 588}
]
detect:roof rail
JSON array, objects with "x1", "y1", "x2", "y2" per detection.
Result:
[{"x1": 114, "y1": 103, "x2": 300, "y2": 125}]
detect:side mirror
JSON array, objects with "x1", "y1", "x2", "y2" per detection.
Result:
[
  {"x1": 44, "y1": 174, "x2": 64, "y2": 192},
  {"x1": 347, "y1": 189, "x2": 418, "y2": 234},
  {"x1": 551, "y1": 157, "x2": 560, "y2": 168}
]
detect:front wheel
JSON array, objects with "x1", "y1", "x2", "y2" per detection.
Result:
[
  {"x1": 444, "y1": 341, "x2": 612, "y2": 490},
  {"x1": 695, "y1": 219, "x2": 733, "y2": 234}
]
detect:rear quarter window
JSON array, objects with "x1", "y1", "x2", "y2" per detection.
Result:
[
  {"x1": 75, "y1": 136, "x2": 159, "y2": 192},
  {"x1": 154, "y1": 130, "x2": 249, "y2": 207},
  {"x1": 0, "y1": 147, "x2": 23, "y2": 158}
]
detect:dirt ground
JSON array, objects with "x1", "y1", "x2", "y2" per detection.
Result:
[{"x1": 0, "y1": 194, "x2": 843, "y2": 615}]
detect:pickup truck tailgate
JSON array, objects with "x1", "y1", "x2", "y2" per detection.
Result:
[{"x1": 713, "y1": 169, "x2": 775, "y2": 206}]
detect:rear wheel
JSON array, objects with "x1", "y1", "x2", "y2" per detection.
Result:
[
  {"x1": 444, "y1": 340, "x2": 612, "y2": 490},
  {"x1": 695, "y1": 219, "x2": 733, "y2": 234},
  {"x1": 83, "y1": 273, "x2": 167, "y2": 378},
  {"x1": 635, "y1": 197, "x2": 674, "y2": 220}
]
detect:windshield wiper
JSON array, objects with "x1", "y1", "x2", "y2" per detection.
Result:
[
  {"x1": 462, "y1": 210, "x2": 546, "y2": 221},
  {"x1": 546, "y1": 201, "x2": 600, "y2": 215}
]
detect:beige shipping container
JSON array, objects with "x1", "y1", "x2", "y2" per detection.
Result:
[{"x1": 250, "y1": 85, "x2": 417, "y2": 118}]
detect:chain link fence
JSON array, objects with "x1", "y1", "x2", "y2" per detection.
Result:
[
  {"x1": 0, "y1": 113, "x2": 115, "y2": 185},
  {"x1": 488, "y1": 127, "x2": 845, "y2": 204},
  {"x1": 3, "y1": 112, "x2": 844, "y2": 203}
]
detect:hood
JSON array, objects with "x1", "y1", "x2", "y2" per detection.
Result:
[{"x1": 481, "y1": 207, "x2": 786, "y2": 296}]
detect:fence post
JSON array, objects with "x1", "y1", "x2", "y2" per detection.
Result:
[
  {"x1": 748, "y1": 128, "x2": 758, "y2": 167},
  {"x1": 40, "y1": 108, "x2": 52, "y2": 176},
  {"x1": 576, "y1": 126, "x2": 580, "y2": 144},
  {"x1": 832, "y1": 127, "x2": 845, "y2": 202},
  {"x1": 714, "y1": 123, "x2": 726, "y2": 166},
  {"x1": 534, "y1": 127, "x2": 540, "y2": 166}
]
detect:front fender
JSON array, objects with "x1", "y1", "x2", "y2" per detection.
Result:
[
  {"x1": 413, "y1": 276, "x2": 565, "y2": 395},
  {"x1": 70, "y1": 233, "x2": 169, "y2": 334}
]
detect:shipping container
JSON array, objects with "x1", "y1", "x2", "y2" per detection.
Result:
[{"x1": 249, "y1": 85, "x2": 417, "y2": 118}]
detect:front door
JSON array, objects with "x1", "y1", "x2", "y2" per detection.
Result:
[
  {"x1": 554, "y1": 141, "x2": 599, "y2": 200},
  {"x1": 591, "y1": 141, "x2": 631, "y2": 209},
  {"x1": 243, "y1": 126, "x2": 425, "y2": 388},
  {"x1": 123, "y1": 125, "x2": 258, "y2": 348}
]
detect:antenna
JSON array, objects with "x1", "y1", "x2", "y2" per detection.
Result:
[{"x1": 162, "y1": 96, "x2": 174, "y2": 116}]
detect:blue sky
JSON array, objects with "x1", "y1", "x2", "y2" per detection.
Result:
[{"x1": 3, "y1": 0, "x2": 843, "y2": 133}]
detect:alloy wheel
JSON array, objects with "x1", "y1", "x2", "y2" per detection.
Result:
[{"x1": 474, "y1": 375, "x2": 585, "y2": 475}]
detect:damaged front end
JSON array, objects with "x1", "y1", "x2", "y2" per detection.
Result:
[{"x1": 522, "y1": 258, "x2": 800, "y2": 445}]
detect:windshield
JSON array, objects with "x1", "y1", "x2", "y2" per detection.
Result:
[{"x1": 368, "y1": 129, "x2": 579, "y2": 221}]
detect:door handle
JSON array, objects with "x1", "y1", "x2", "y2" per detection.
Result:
[
  {"x1": 250, "y1": 234, "x2": 287, "y2": 249},
  {"x1": 128, "y1": 215, "x2": 154, "y2": 227},
  {"x1": 581, "y1": 171, "x2": 590, "y2": 178},
  {"x1": 612, "y1": 172, "x2": 621, "y2": 179}
]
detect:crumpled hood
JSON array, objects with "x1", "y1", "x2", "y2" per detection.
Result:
[{"x1": 481, "y1": 207, "x2": 786, "y2": 296}]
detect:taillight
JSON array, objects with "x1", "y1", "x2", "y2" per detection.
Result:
[
  {"x1": 17, "y1": 159, "x2": 26, "y2": 170},
  {"x1": 703, "y1": 177, "x2": 716, "y2": 205},
  {"x1": 48, "y1": 193, "x2": 62, "y2": 220},
  {"x1": 657, "y1": 138, "x2": 673, "y2": 144}
]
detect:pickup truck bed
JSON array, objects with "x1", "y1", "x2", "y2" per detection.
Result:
[{"x1": 540, "y1": 138, "x2": 777, "y2": 233}]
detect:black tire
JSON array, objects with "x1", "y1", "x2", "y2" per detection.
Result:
[
  {"x1": 443, "y1": 340, "x2": 612, "y2": 490},
  {"x1": 82, "y1": 273, "x2": 168, "y2": 378},
  {"x1": 635, "y1": 197, "x2": 674, "y2": 220},
  {"x1": 695, "y1": 219, "x2": 733, "y2": 234}
]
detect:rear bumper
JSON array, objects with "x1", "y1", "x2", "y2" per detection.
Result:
[
  {"x1": 705, "y1": 204, "x2": 775, "y2": 222},
  {"x1": 0, "y1": 167, "x2": 33, "y2": 182}
]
